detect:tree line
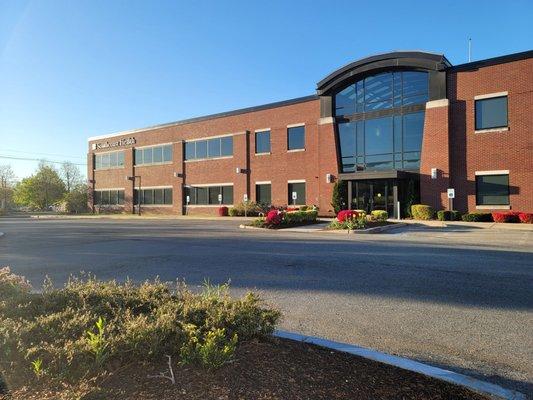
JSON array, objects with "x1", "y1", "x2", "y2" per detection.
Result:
[{"x1": 0, "y1": 161, "x2": 88, "y2": 214}]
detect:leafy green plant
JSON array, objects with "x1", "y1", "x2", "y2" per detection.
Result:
[
  {"x1": 0, "y1": 273, "x2": 280, "y2": 389},
  {"x1": 179, "y1": 325, "x2": 237, "y2": 370},
  {"x1": 31, "y1": 358, "x2": 43, "y2": 378},
  {"x1": 411, "y1": 204, "x2": 434, "y2": 220},
  {"x1": 371, "y1": 210, "x2": 388, "y2": 221},
  {"x1": 86, "y1": 317, "x2": 108, "y2": 366},
  {"x1": 461, "y1": 212, "x2": 493, "y2": 222},
  {"x1": 331, "y1": 181, "x2": 347, "y2": 214}
]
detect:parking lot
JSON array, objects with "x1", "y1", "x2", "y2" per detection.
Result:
[{"x1": 0, "y1": 217, "x2": 531, "y2": 395}]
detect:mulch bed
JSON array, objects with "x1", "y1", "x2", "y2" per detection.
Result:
[{"x1": 2, "y1": 337, "x2": 489, "y2": 400}]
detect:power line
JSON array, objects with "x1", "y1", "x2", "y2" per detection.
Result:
[
  {"x1": 0, "y1": 148, "x2": 86, "y2": 160},
  {"x1": 0, "y1": 154, "x2": 86, "y2": 166}
]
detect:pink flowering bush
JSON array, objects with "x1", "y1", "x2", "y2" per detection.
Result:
[
  {"x1": 336, "y1": 210, "x2": 360, "y2": 222},
  {"x1": 265, "y1": 210, "x2": 283, "y2": 226}
]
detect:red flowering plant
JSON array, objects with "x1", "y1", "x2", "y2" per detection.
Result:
[
  {"x1": 336, "y1": 210, "x2": 360, "y2": 222},
  {"x1": 492, "y1": 211, "x2": 520, "y2": 223},
  {"x1": 518, "y1": 212, "x2": 533, "y2": 223},
  {"x1": 265, "y1": 210, "x2": 284, "y2": 227},
  {"x1": 330, "y1": 210, "x2": 367, "y2": 230}
]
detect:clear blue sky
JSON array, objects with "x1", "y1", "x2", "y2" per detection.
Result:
[{"x1": 1, "y1": 0, "x2": 532, "y2": 180}]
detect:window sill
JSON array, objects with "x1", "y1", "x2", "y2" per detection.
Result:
[
  {"x1": 255, "y1": 152, "x2": 271, "y2": 156},
  {"x1": 185, "y1": 204, "x2": 233, "y2": 207},
  {"x1": 184, "y1": 156, "x2": 233, "y2": 163},
  {"x1": 287, "y1": 148, "x2": 305, "y2": 153},
  {"x1": 476, "y1": 205, "x2": 510, "y2": 210},
  {"x1": 474, "y1": 127, "x2": 509, "y2": 134},
  {"x1": 135, "y1": 161, "x2": 173, "y2": 167},
  {"x1": 94, "y1": 166, "x2": 125, "y2": 171}
]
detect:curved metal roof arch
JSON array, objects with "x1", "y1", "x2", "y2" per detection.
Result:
[{"x1": 316, "y1": 51, "x2": 452, "y2": 95}]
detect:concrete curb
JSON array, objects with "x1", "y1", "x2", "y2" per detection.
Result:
[
  {"x1": 239, "y1": 222, "x2": 406, "y2": 234},
  {"x1": 274, "y1": 330, "x2": 526, "y2": 400}
]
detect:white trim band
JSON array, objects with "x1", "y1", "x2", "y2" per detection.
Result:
[
  {"x1": 255, "y1": 181, "x2": 271, "y2": 185},
  {"x1": 287, "y1": 123, "x2": 305, "y2": 128},
  {"x1": 254, "y1": 128, "x2": 270, "y2": 133},
  {"x1": 474, "y1": 91, "x2": 508, "y2": 100},
  {"x1": 288, "y1": 179, "x2": 306, "y2": 183},
  {"x1": 94, "y1": 187, "x2": 125, "y2": 191},
  {"x1": 134, "y1": 142, "x2": 173, "y2": 150},
  {"x1": 475, "y1": 170, "x2": 509, "y2": 176},
  {"x1": 426, "y1": 99, "x2": 449, "y2": 109},
  {"x1": 184, "y1": 133, "x2": 235, "y2": 142},
  {"x1": 185, "y1": 183, "x2": 234, "y2": 187},
  {"x1": 137, "y1": 186, "x2": 173, "y2": 190}
]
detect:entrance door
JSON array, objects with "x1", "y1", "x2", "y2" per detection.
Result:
[{"x1": 351, "y1": 179, "x2": 395, "y2": 216}]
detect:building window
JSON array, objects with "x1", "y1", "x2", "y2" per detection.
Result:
[
  {"x1": 476, "y1": 174, "x2": 509, "y2": 205},
  {"x1": 287, "y1": 126, "x2": 305, "y2": 150},
  {"x1": 475, "y1": 96, "x2": 508, "y2": 130},
  {"x1": 288, "y1": 182, "x2": 306, "y2": 205},
  {"x1": 94, "y1": 151, "x2": 124, "y2": 170},
  {"x1": 255, "y1": 130, "x2": 271, "y2": 154},
  {"x1": 335, "y1": 71, "x2": 428, "y2": 116},
  {"x1": 94, "y1": 189, "x2": 125, "y2": 205},
  {"x1": 337, "y1": 111, "x2": 424, "y2": 172},
  {"x1": 134, "y1": 188, "x2": 173, "y2": 205},
  {"x1": 256, "y1": 183, "x2": 271, "y2": 205},
  {"x1": 184, "y1": 136, "x2": 233, "y2": 160},
  {"x1": 135, "y1": 144, "x2": 173, "y2": 166},
  {"x1": 184, "y1": 185, "x2": 233, "y2": 205}
]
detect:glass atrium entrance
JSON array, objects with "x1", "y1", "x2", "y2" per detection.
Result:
[{"x1": 346, "y1": 175, "x2": 420, "y2": 219}]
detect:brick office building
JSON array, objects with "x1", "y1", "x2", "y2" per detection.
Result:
[{"x1": 87, "y1": 50, "x2": 532, "y2": 217}]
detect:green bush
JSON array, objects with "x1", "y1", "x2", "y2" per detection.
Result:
[
  {"x1": 411, "y1": 204, "x2": 434, "y2": 220},
  {"x1": 329, "y1": 215, "x2": 367, "y2": 230},
  {"x1": 437, "y1": 210, "x2": 463, "y2": 221},
  {"x1": 228, "y1": 202, "x2": 260, "y2": 217},
  {"x1": 331, "y1": 181, "x2": 347, "y2": 214},
  {"x1": 180, "y1": 325, "x2": 237, "y2": 369},
  {"x1": 371, "y1": 210, "x2": 388, "y2": 221},
  {"x1": 0, "y1": 273, "x2": 280, "y2": 388},
  {"x1": 461, "y1": 212, "x2": 493, "y2": 222},
  {"x1": 283, "y1": 210, "x2": 318, "y2": 225}
]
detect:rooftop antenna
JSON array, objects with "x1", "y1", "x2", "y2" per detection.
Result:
[{"x1": 468, "y1": 38, "x2": 472, "y2": 62}]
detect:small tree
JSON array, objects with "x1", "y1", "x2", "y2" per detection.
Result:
[
  {"x1": 63, "y1": 184, "x2": 89, "y2": 214},
  {"x1": 0, "y1": 165, "x2": 15, "y2": 211},
  {"x1": 331, "y1": 180, "x2": 348, "y2": 214},
  {"x1": 13, "y1": 162, "x2": 66, "y2": 210},
  {"x1": 60, "y1": 162, "x2": 83, "y2": 193}
]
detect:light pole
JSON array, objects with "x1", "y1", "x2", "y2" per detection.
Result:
[{"x1": 126, "y1": 175, "x2": 141, "y2": 216}]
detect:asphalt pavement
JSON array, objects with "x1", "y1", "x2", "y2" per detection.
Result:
[{"x1": 0, "y1": 217, "x2": 531, "y2": 396}]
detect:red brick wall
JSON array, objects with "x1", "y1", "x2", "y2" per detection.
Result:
[
  {"x1": 88, "y1": 98, "x2": 331, "y2": 215},
  {"x1": 420, "y1": 100, "x2": 450, "y2": 211},
  {"x1": 448, "y1": 58, "x2": 533, "y2": 213}
]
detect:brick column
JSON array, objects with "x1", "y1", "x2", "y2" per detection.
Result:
[
  {"x1": 124, "y1": 148, "x2": 135, "y2": 213},
  {"x1": 317, "y1": 117, "x2": 339, "y2": 215},
  {"x1": 173, "y1": 141, "x2": 184, "y2": 215},
  {"x1": 232, "y1": 131, "x2": 250, "y2": 205},
  {"x1": 420, "y1": 99, "x2": 451, "y2": 211}
]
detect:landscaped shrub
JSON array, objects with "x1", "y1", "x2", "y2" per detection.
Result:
[
  {"x1": 461, "y1": 212, "x2": 493, "y2": 222},
  {"x1": 337, "y1": 210, "x2": 360, "y2": 222},
  {"x1": 519, "y1": 212, "x2": 533, "y2": 223},
  {"x1": 492, "y1": 211, "x2": 520, "y2": 223},
  {"x1": 437, "y1": 210, "x2": 461, "y2": 221},
  {"x1": 265, "y1": 210, "x2": 283, "y2": 226},
  {"x1": 331, "y1": 180, "x2": 347, "y2": 214},
  {"x1": 284, "y1": 210, "x2": 318, "y2": 225},
  {"x1": 218, "y1": 206, "x2": 229, "y2": 217},
  {"x1": 371, "y1": 210, "x2": 388, "y2": 221},
  {"x1": 411, "y1": 204, "x2": 434, "y2": 220},
  {"x1": 0, "y1": 272, "x2": 280, "y2": 389},
  {"x1": 228, "y1": 202, "x2": 261, "y2": 217}
]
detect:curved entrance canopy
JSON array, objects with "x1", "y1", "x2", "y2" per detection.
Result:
[{"x1": 316, "y1": 51, "x2": 451, "y2": 118}]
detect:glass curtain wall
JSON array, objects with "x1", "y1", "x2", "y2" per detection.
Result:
[{"x1": 335, "y1": 71, "x2": 428, "y2": 173}]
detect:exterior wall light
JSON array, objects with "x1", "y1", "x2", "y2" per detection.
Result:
[{"x1": 431, "y1": 168, "x2": 438, "y2": 179}]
